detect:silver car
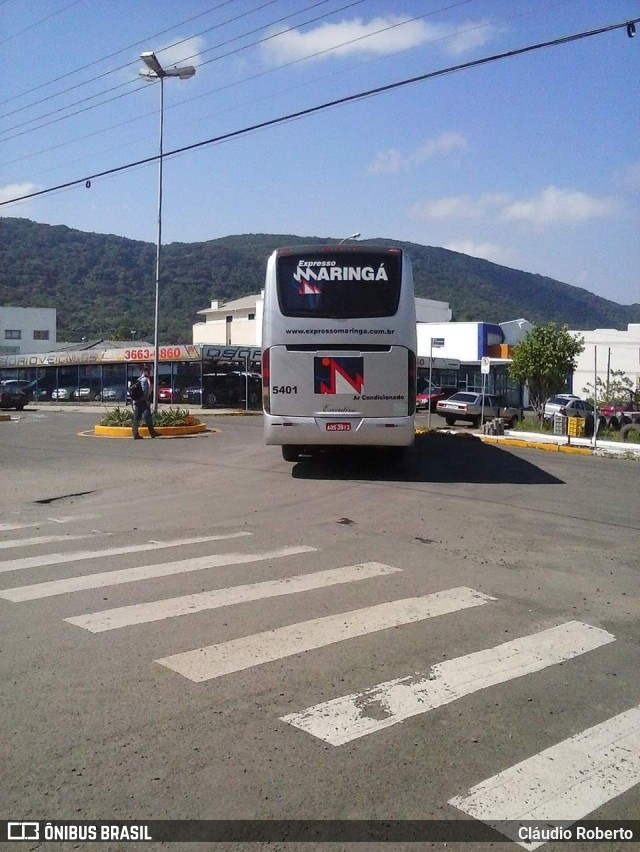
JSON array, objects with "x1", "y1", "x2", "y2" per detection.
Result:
[
  {"x1": 436, "y1": 392, "x2": 521, "y2": 428},
  {"x1": 543, "y1": 395, "x2": 592, "y2": 422}
]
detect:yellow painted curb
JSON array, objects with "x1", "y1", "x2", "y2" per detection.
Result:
[
  {"x1": 480, "y1": 436, "x2": 592, "y2": 455},
  {"x1": 94, "y1": 423, "x2": 207, "y2": 438}
]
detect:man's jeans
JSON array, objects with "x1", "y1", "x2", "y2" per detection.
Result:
[{"x1": 132, "y1": 401, "x2": 154, "y2": 437}]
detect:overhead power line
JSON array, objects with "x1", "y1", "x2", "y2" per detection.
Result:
[
  {"x1": 0, "y1": 0, "x2": 241, "y2": 107},
  {"x1": 2, "y1": 18, "x2": 637, "y2": 208},
  {"x1": 0, "y1": 0, "x2": 356, "y2": 140},
  {"x1": 0, "y1": 0, "x2": 83, "y2": 46}
]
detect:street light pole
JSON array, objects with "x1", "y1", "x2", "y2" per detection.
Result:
[
  {"x1": 139, "y1": 51, "x2": 196, "y2": 412},
  {"x1": 152, "y1": 73, "x2": 164, "y2": 413}
]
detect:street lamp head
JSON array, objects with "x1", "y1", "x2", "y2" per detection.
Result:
[
  {"x1": 171, "y1": 66, "x2": 196, "y2": 80},
  {"x1": 140, "y1": 51, "x2": 164, "y2": 76},
  {"x1": 139, "y1": 51, "x2": 196, "y2": 81},
  {"x1": 338, "y1": 232, "x2": 360, "y2": 245}
]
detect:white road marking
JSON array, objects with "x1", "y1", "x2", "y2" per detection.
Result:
[
  {"x1": 0, "y1": 515, "x2": 98, "y2": 532},
  {"x1": 47, "y1": 515, "x2": 100, "y2": 524},
  {"x1": 281, "y1": 621, "x2": 615, "y2": 746},
  {"x1": 66, "y1": 562, "x2": 403, "y2": 633},
  {"x1": 0, "y1": 534, "x2": 97, "y2": 550},
  {"x1": 449, "y1": 704, "x2": 640, "y2": 850},
  {"x1": 156, "y1": 587, "x2": 494, "y2": 683},
  {"x1": 0, "y1": 532, "x2": 251, "y2": 574},
  {"x1": 0, "y1": 545, "x2": 316, "y2": 602}
]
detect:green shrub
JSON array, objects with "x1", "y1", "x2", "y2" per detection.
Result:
[
  {"x1": 100, "y1": 406, "x2": 132, "y2": 426},
  {"x1": 99, "y1": 407, "x2": 201, "y2": 427}
]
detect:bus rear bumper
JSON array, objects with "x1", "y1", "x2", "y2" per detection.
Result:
[{"x1": 264, "y1": 414, "x2": 415, "y2": 447}]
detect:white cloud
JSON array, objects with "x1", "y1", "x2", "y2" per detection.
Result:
[
  {"x1": 410, "y1": 192, "x2": 508, "y2": 219},
  {"x1": 368, "y1": 132, "x2": 467, "y2": 174},
  {"x1": 410, "y1": 186, "x2": 617, "y2": 227},
  {"x1": 368, "y1": 149, "x2": 404, "y2": 175},
  {"x1": 0, "y1": 183, "x2": 39, "y2": 212},
  {"x1": 263, "y1": 16, "x2": 427, "y2": 64},
  {"x1": 443, "y1": 240, "x2": 520, "y2": 267},
  {"x1": 156, "y1": 36, "x2": 206, "y2": 70},
  {"x1": 262, "y1": 17, "x2": 500, "y2": 65},
  {"x1": 502, "y1": 186, "x2": 617, "y2": 225},
  {"x1": 445, "y1": 21, "x2": 502, "y2": 56}
]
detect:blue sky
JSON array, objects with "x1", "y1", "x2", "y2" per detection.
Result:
[{"x1": 2, "y1": 0, "x2": 639, "y2": 306}]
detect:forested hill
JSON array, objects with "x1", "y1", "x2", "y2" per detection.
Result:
[{"x1": 1, "y1": 217, "x2": 637, "y2": 343}]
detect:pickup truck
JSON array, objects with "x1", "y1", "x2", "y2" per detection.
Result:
[{"x1": 599, "y1": 397, "x2": 640, "y2": 429}]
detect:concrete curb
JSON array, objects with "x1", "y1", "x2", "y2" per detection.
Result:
[
  {"x1": 480, "y1": 431, "x2": 640, "y2": 458},
  {"x1": 415, "y1": 426, "x2": 640, "y2": 458},
  {"x1": 480, "y1": 436, "x2": 593, "y2": 455},
  {"x1": 94, "y1": 423, "x2": 208, "y2": 439}
]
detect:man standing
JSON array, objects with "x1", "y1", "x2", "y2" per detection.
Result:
[{"x1": 131, "y1": 366, "x2": 158, "y2": 440}]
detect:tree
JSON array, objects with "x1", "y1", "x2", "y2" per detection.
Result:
[
  {"x1": 509, "y1": 323, "x2": 585, "y2": 419},
  {"x1": 582, "y1": 368, "x2": 634, "y2": 406}
]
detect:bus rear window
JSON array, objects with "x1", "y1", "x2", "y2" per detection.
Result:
[{"x1": 276, "y1": 252, "x2": 401, "y2": 318}]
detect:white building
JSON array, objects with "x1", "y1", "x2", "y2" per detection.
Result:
[
  {"x1": 570, "y1": 324, "x2": 640, "y2": 396},
  {"x1": 193, "y1": 293, "x2": 451, "y2": 346},
  {"x1": 193, "y1": 296, "x2": 262, "y2": 346},
  {"x1": 0, "y1": 306, "x2": 56, "y2": 355}
]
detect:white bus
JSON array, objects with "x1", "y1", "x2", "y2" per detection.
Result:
[{"x1": 262, "y1": 244, "x2": 417, "y2": 461}]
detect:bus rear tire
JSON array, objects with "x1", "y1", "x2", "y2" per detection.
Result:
[{"x1": 282, "y1": 445, "x2": 299, "y2": 462}]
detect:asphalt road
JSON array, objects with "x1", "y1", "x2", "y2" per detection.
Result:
[{"x1": 1, "y1": 408, "x2": 639, "y2": 851}]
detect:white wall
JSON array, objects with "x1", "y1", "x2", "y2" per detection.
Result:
[
  {"x1": 571, "y1": 324, "x2": 640, "y2": 396},
  {"x1": 417, "y1": 322, "x2": 482, "y2": 361},
  {"x1": 0, "y1": 306, "x2": 56, "y2": 355},
  {"x1": 415, "y1": 297, "x2": 452, "y2": 323},
  {"x1": 193, "y1": 295, "x2": 262, "y2": 346}
]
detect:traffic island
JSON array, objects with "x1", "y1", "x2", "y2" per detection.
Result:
[
  {"x1": 94, "y1": 423, "x2": 208, "y2": 438},
  {"x1": 94, "y1": 406, "x2": 208, "y2": 438}
]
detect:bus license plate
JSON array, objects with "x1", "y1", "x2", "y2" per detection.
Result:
[{"x1": 326, "y1": 422, "x2": 351, "y2": 432}]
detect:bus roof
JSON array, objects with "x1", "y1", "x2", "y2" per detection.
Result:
[{"x1": 274, "y1": 244, "x2": 402, "y2": 256}]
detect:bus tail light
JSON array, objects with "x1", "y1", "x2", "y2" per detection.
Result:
[
  {"x1": 262, "y1": 347, "x2": 270, "y2": 413},
  {"x1": 408, "y1": 349, "x2": 417, "y2": 415}
]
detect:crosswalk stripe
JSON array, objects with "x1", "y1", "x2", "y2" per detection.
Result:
[
  {"x1": 0, "y1": 532, "x2": 251, "y2": 574},
  {"x1": 0, "y1": 546, "x2": 317, "y2": 602},
  {"x1": 280, "y1": 621, "x2": 615, "y2": 746},
  {"x1": 449, "y1": 704, "x2": 640, "y2": 850},
  {"x1": 65, "y1": 562, "x2": 403, "y2": 633},
  {"x1": 0, "y1": 534, "x2": 97, "y2": 551},
  {"x1": 156, "y1": 587, "x2": 495, "y2": 683}
]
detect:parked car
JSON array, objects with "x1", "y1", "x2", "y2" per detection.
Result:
[
  {"x1": 543, "y1": 395, "x2": 593, "y2": 422},
  {"x1": 157, "y1": 385, "x2": 182, "y2": 404},
  {"x1": 51, "y1": 386, "x2": 77, "y2": 401},
  {"x1": 436, "y1": 392, "x2": 521, "y2": 428},
  {"x1": 200, "y1": 372, "x2": 262, "y2": 408},
  {"x1": 100, "y1": 385, "x2": 127, "y2": 403},
  {"x1": 416, "y1": 380, "x2": 458, "y2": 412},
  {"x1": 1, "y1": 379, "x2": 35, "y2": 401},
  {"x1": 0, "y1": 385, "x2": 28, "y2": 410},
  {"x1": 73, "y1": 384, "x2": 102, "y2": 401}
]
